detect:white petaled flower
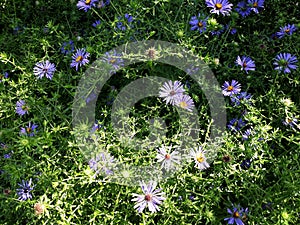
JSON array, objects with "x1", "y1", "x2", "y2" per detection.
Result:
[
  {"x1": 175, "y1": 94, "x2": 195, "y2": 112},
  {"x1": 156, "y1": 145, "x2": 180, "y2": 171},
  {"x1": 159, "y1": 80, "x2": 185, "y2": 105},
  {"x1": 131, "y1": 181, "x2": 166, "y2": 213},
  {"x1": 190, "y1": 146, "x2": 210, "y2": 170}
]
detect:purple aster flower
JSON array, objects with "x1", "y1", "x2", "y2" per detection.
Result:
[
  {"x1": 76, "y1": 0, "x2": 98, "y2": 12},
  {"x1": 101, "y1": 50, "x2": 124, "y2": 74},
  {"x1": 91, "y1": 121, "x2": 103, "y2": 132},
  {"x1": 205, "y1": 0, "x2": 233, "y2": 16},
  {"x1": 88, "y1": 152, "x2": 115, "y2": 176},
  {"x1": 70, "y1": 48, "x2": 90, "y2": 71},
  {"x1": 211, "y1": 24, "x2": 225, "y2": 36},
  {"x1": 61, "y1": 40, "x2": 74, "y2": 55},
  {"x1": 16, "y1": 178, "x2": 34, "y2": 201},
  {"x1": 190, "y1": 146, "x2": 210, "y2": 170},
  {"x1": 131, "y1": 181, "x2": 166, "y2": 213},
  {"x1": 92, "y1": 20, "x2": 101, "y2": 28},
  {"x1": 276, "y1": 24, "x2": 297, "y2": 39},
  {"x1": 4, "y1": 152, "x2": 12, "y2": 159},
  {"x1": 222, "y1": 80, "x2": 241, "y2": 96},
  {"x1": 96, "y1": 0, "x2": 110, "y2": 8},
  {"x1": 20, "y1": 122, "x2": 38, "y2": 137},
  {"x1": 33, "y1": 60, "x2": 56, "y2": 80},
  {"x1": 224, "y1": 205, "x2": 246, "y2": 225},
  {"x1": 273, "y1": 53, "x2": 298, "y2": 74},
  {"x1": 235, "y1": 56, "x2": 255, "y2": 73},
  {"x1": 283, "y1": 117, "x2": 298, "y2": 129},
  {"x1": 186, "y1": 65, "x2": 200, "y2": 75},
  {"x1": 227, "y1": 118, "x2": 245, "y2": 132},
  {"x1": 242, "y1": 129, "x2": 252, "y2": 140},
  {"x1": 225, "y1": 24, "x2": 237, "y2": 34},
  {"x1": 231, "y1": 91, "x2": 252, "y2": 106},
  {"x1": 175, "y1": 94, "x2": 195, "y2": 112},
  {"x1": 85, "y1": 91, "x2": 98, "y2": 104},
  {"x1": 16, "y1": 100, "x2": 29, "y2": 116},
  {"x1": 116, "y1": 14, "x2": 134, "y2": 31},
  {"x1": 0, "y1": 72, "x2": 9, "y2": 82},
  {"x1": 156, "y1": 145, "x2": 180, "y2": 171},
  {"x1": 0, "y1": 142, "x2": 8, "y2": 150},
  {"x1": 235, "y1": 1, "x2": 251, "y2": 17},
  {"x1": 248, "y1": 0, "x2": 264, "y2": 14},
  {"x1": 189, "y1": 14, "x2": 208, "y2": 34},
  {"x1": 240, "y1": 158, "x2": 251, "y2": 169},
  {"x1": 159, "y1": 80, "x2": 185, "y2": 105}
]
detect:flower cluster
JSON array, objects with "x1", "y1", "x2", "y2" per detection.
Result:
[{"x1": 159, "y1": 80, "x2": 195, "y2": 112}]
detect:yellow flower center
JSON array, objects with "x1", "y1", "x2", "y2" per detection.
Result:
[
  {"x1": 76, "y1": 56, "x2": 83, "y2": 62},
  {"x1": 110, "y1": 59, "x2": 116, "y2": 64},
  {"x1": 165, "y1": 154, "x2": 171, "y2": 160},
  {"x1": 179, "y1": 101, "x2": 188, "y2": 109},
  {"x1": 287, "y1": 119, "x2": 292, "y2": 123},
  {"x1": 233, "y1": 211, "x2": 240, "y2": 218},
  {"x1": 196, "y1": 154, "x2": 204, "y2": 163},
  {"x1": 285, "y1": 29, "x2": 290, "y2": 33},
  {"x1": 144, "y1": 194, "x2": 152, "y2": 201},
  {"x1": 253, "y1": 2, "x2": 258, "y2": 7},
  {"x1": 243, "y1": 62, "x2": 247, "y2": 68},
  {"x1": 215, "y1": 3, "x2": 222, "y2": 9},
  {"x1": 85, "y1": 0, "x2": 91, "y2": 4},
  {"x1": 198, "y1": 22, "x2": 203, "y2": 28},
  {"x1": 227, "y1": 85, "x2": 233, "y2": 91},
  {"x1": 26, "y1": 127, "x2": 32, "y2": 133}
]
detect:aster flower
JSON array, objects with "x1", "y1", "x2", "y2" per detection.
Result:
[
  {"x1": 189, "y1": 14, "x2": 208, "y2": 34},
  {"x1": 276, "y1": 24, "x2": 297, "y2": 39},
  {"x1": 91, "y1": 121, "x2": 104, "y2": 132},
  {"x1": 20, "y1": 122, "x2": 38, "y2": 137},
  {"x1": 77, "y1": 0, "x2": 98, "y2": 12},
  {"x1": 70, "y1": 48, "x2": 90, "y2": 71},
  {"x1": 227, "y1": 118, "x2": 245, "y2": 132},
  {"x1": 0, "y1": 72, "x2": 9, "y2": 82},
  {"x1": 175, "y1": 94, "x2": 195, "y2": 112},
  {"x1": 248, "y1": 0, "x2": 264, "y2": 14},
  {"x1": 186, "y1": 65, "x2": 200, "y2": 75},
  {"x1": 230, "y1": 91, "x2": 252, "y2": 106},
  {"x1": 222, "y1": 80, "x2": 241, "y2": 96},
  {"x1": 273, "y1": 53, "x2": 298, "y2": 74},
  {"x1": 159, "y1": 80, "x2": 185, "y2": 105},
  {"x1": 92, "y1": 20, "x2": 101, "y2": 28},
  {"x1": 225, "y1": 24, "x2": 237, "y2": 34},
  {"x1": 242, "y1": 129, "x2": 252, "y2": 140},
  {"x1": 205, "y1": 0, "x2": 233, "y2": 16},
  {"x1": 101, "y1": 50, "x2": 124, "y2": 74},
  {"x1": 61, "y1": 40, "x2": 74, "y2": 55},
  {"x1": 224, "y1": 205, "x2": 246, "y2": 225},
  {"x1": 210, "y1": 24, "x2": 225, "y2": 36},
  {"x1": 283, "y1": 117, "x2": 298, "y2": 129},
  {"x1": 16, "y1": 178, "x2": 34, "y2": 201},
  {"x1": 33, "y1": 60, "x2": 56, "y2": 80},
  {"x1": 240, "y1": 158, "x2": 251, "y2": 169},
  {"x1": 96, "y1": 0, "x2": 110, "y2": 8},
  {"x1": 116, "y1": 13, "x2": 134, "y2": 31},
  {"x1": 16, "y1": 100, "x2": 29, "y2": 116},
  {"x1": 88, "y1": 152, "x2": 115, "y2": 176},
  {"x1": 190, "y1": 146, "x2": 210, "y2": 170},
  {"x1": 4, "y1": 152, "x2": 12, "y2": 159},
  {"x1": 235, "y1": 56, "x2": 255, "y2": 73},
  {"x1": 131, "y1": 181, "x2": 166, "y2": 213},
  {"x1": 235, "y1": 1, "x2": 251, "y2": 17},
  {"x1": 86, "y1": 91, "x2": 98, "y2": 104},
  {"x1": 156, "y1": 146, "x2": 180, "y2": 171}
]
